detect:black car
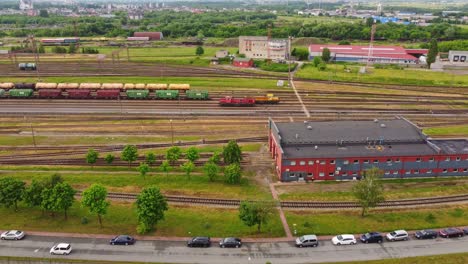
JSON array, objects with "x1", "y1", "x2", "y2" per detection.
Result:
[
  {"x1": 360, "y1": 232, "x2": 383, "y2": 244},
  {"x1": 110, "y1": 235, "x2": 135, "y2": 245},
  {"x1": 414, "y1": 229, "x2": 438, "y2": 239},
  {"x1": 219, "y1": 237, "x2": 242, "y2": 248},
  {"x1": 439, "y1": 228, "x2": 464, "y2": 238},
  {"x1": 463, "y1": 228, "x2": 468, "y2": 235},
  {"x1": 187, "y1": 237, "x2": 211, "y2": 248}
]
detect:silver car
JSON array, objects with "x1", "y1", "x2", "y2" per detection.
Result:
[{"x1": 1, "y1": 230, "x2": 25, "y2": 240}]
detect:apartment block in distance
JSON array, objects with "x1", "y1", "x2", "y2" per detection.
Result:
[{"x1": 239, "y1": 36, "x2": 288, "y2": 61}]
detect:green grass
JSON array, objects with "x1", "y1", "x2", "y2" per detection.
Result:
[
  {"x1": 0, "y1": 203, "x2": 284, "y2": 237},
  {"x1": 423, "y1": 125, "x2": 468, "y2": 137},
  {"x1": 285, "y1": 205, "x2": 468, "y2": 236},
  {"x1": 0, "y1": 76, "x2": 279, "y2": 90},
  {"x1": 329, "y1": 252, "x2": 468, "y2": 264},
  {"x1": 0, "y1": 170, "x2": 271, "y2": 200},
  {"x1": 296, "y1": 63, "x2": 468, "y2": 87}
]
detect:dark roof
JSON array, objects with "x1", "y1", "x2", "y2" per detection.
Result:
[
  {"x1": 430, "y1": 140, "x2": 468, "y2": 154},
  {"x1": 282, "y1": 142, "x2": 438, "y2": 159},
  {"x1": 276, "y1": 119, "x2": 424, "y2": 146}
]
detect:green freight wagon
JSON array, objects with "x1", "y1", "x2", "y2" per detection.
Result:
[
  {"x1": 126, "y1": 90, "x2": 150, "y2": 99},
  {"x1": 186, "y1": 90, "x2": 209, "y2": 100},
  {"x1": 0, "y1": 89, "x2": 5, "y2": 97},
  {"x1": 9, "y1": 89, "x2": 34, "y2": 98},
  {"x1": 155, "y1": 90, "x2": 179, "y2": 100}
]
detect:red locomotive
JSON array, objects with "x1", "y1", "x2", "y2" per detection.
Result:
[{"x1": 219, "y1": 96, "x2": 255, "y2": 107}]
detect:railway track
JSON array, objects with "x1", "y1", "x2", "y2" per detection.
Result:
[{"x1": 81, "y1": 191, "x2": 468, "y2": 209}]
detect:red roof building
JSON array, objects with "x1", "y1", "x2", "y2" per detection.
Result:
[
  {"x1": 309, "y1": 44, "x2": 427, "y2": 64},
  {"x1": 133, "y1": 32, "x2": 164, "y2": 41}
]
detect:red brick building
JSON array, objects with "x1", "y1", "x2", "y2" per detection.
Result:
[
  {"x1": 232, "y1": 58, "x2": 254, "y2": 68},
  {"x1": 269, "y1": 118, "x2": 468, "y2": 182}
]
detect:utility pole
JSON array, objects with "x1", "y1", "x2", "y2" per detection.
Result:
[
  {"x1": 170, "y1": 119, "x2": 174, "y2": 146},
  {"x1": 288, "y1": 36, "x2": 292, "y2": 86},
  {"x1": 366, "y1": 21, "x2": 377, "y2": 72}
]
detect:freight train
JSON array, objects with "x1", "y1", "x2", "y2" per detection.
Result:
[
  {"x1": 218, "y1": 94, "x2": 280, "y2": 106},
  {"x1": 0, "y1": 82, "x2": 207, "y2": 100}
]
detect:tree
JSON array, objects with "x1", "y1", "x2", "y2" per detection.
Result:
[
  {"x1": 239, "y1": 201, "x2": 275, "y2": 232},
  {"x1": 195, "y1": 46, "x2": 204, "y2": 56},
  {"x1": 86, "y1": 148, "x2": 99, "y2": 168},
  {"x1": 51, "y1": 182, "x2": 76, "y2": 220},
  {"x1": 365, "y1": 17, "x2": 374, "y2": 27},
  {"x1": 23, "y1": 179, "x2": 45, "y2": 208},
  {"x1": 0, "y1": 177, "x2": 25, "y2": 211},
  {"x1": 39, "y1": 10, "x2": 49, "y2": 18},
  {"x1": 223, "y1": 140, "x2": 242, "y2": 165},
  {"x1": 312, "y1": 56, "x2": 322, "y2": 67},
  {"x1": 224, "y1": 163, "x2": 242, "y2": 184},
  {"x1": 68, "y1": 43, "x2": 77, "y2": 54},
  {"x1": 426, "y1": 38, "x2": 438, "y2": 69},
  {"x1": 40, "y1": 188, "x2": 57, "y2": 217},
  {"x1": 166, "y1": 146, "x2": 182, "y2": 165},
  {"x1": 145, "y1": 152, "x2": 156, "y2": 166},
  {"x1": 104, "y1": 154, "x2": 115, "y2": 164},
  {"x1": 293, "y1": 48, "x2": 309, "y2": 61},
  {"x1": 181, "y1": 161, "x2": 195, "y2": 179},
  {"x1": 135, "y1": 186, "x2": 168, "y2": 234},
  {"x1": 121, "y1": 145, "x2": 138, "y2": 167},
  {"x1": 81, "y1": 184, "x2": 110, "y2": 227},
  {"x1": 37, "y1": 44, "x2": 45, "y2": 53},
  {"x1": 185, "y1": 147, "x2": 200, "y2": 163},
  {"x1": 203, "y1": 162, "x2": 219, "y2": 182},
  {"x1": 322, "y1": 48, "x2": 331, "y2": 62},
  {"x1": 137, "y1": 162, "x2": 150, "y2": 179},
  {"x1": 209, "y1": 151, "x2": 221, "y2": 164},
  {"x1": 159, "y1": 160, "x2": 172, "y2": 176},
  {"x1": 45, "y1": 173, "x2": 63, "y2": 188},
  {"x1": 352, "y1": 167, "x2": 385, "y2": 217}
]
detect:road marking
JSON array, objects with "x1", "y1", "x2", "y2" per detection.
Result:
[
  {"x1": 34, "y1": 249, "x2": 39, "y2": 253},
  {"x1": 289, "y1": 67, "x2": 310, "y2": 118}
]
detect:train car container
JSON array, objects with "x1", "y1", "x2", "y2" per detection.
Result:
[
  {"x1": 96, "y1": 89, "x2": 121, "y2": 99},
  {"x1": 0, "y1": 83, "x2": 15, "y2": 90},
  {"x1": 126, "y1": 90, "x2": 149, "y2": 99},
  {"x1": 186, "y1": 90, "x2": 209, "y2": 100},
  {"x1": 254, "y1": 94, "x2": 280, "y2": 104},
  {"x1": 67, "y1": 89, "x2": 91, "y2": 99},
  {"x1": 14, "y1": 83, "x2": 36, "y2": 89},
  {"x1": 57, "y1": 83, "x2": 79, "y2": 90},
  {"x1": 36, "y1": 83, "x2": 58, "y2": 89},
  {"x1": 219, "y1": 96, "x2": 255, "y2": 106},
  {"x1": 79, "y1": 83, "x2": 101, "y2": 90},
  {"x1": 38, "y1": 89, "x2": 62, "y2": 98},
  {"x1": 0, "y1": 89, "x2": 5, "y2": 97},
  {"x1": 155, "y1": 90, "x2": 179, "y2": 99},
  {"x1": 146, "y1": 83, "x2": 167, "y2": 90},
  {"x1": 9, "y1": 89, "x2": 34, "y2": 98},
  {"x1": 18, "y1": 63, "x2": 36, "y2": 70},
  {"x1": 168, "y1": 84, "x2": 190, "y2": 90},
  {"x1": 101, "y1": 83, "x2": 124, "y2": 90}
]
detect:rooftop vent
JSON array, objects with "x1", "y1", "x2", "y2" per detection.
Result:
[
  {"x1": 303, "y1": 121, "x2": 308, "y2": 124},
  {"x1": 314, "y1": 145, "x2": 318, "y2": 150},
  {"x1": 374, "y1": 119, "x2": 379, "y2": 123},
  {"x1": 380, "y1": 123, "x2": 386, "y2": 128},
  {"x1": 307, "y1": 125, "x2": 312, "y2": 130},
  {"x1": 295, "y1": 133, "x2": 299, "y2": 139}
]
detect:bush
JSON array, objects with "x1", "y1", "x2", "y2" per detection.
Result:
[
  {"x1": 318, "y1": 62, "x2": 327, "y2": 71},
  {"x1": 82, "y1": 47, "x2": 99, "y2": 54},
  {"x1": 450, "y1": 208, "x2": 464, "y2": 218},
  {"x1": 312, "y1": 56, "x2": 322, "y2": 67},
  {"x1": 425, "y1": 213, "x2": 436, "y2": 223},
  {"x1": 255, "y1": 60, "x2": 297, "y2": 72},
  {"x1": 52, "y1": 46, "x2": 67, "y2": 54},
  {"x1": 81, "y1": 217, "x2": 89, "y2": 225}
]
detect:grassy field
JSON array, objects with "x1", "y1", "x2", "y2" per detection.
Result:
[
  {"x1": 0, "y1": 202, "x2": 284, "y2": 238},
  {"x1": 296, "y1": 64, "x2": 468, "y2": 87},
  {"x1": 0, "y1": 76, "x2": 281, "y2": 90},
  {"x1": 0, "y1": 170, "x2": 272, "y2": 200},
  {"x1": 423, "y1": 125, "x2": 468, "y2": 137},
  {"x1": 285, "y1": 205, "x2": 468, "y2": 236}
]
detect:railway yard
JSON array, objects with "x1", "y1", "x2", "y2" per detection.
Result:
[{"x1": 0, "y1": 55, "x2": 467, "y2": 252}]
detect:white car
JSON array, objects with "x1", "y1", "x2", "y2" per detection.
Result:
[
  {"x1": 386, "y1": 230, "x2": 409, "y2": 241},
  {"x1": 50, "y1": 243, "x2": 72, "y2": 255},
  {"x1": 1, "y1": 230, "x2": 25, "y2": 240},
  {"x1": 332, "y1": 234, "x2": 357, "y2": 245}
]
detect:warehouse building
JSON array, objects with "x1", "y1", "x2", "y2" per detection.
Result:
[
  {"x1": 308, "y1": 44, "x2": 426, "y2": 64},
  {"x1": 269, "y1": 118, "x2": 468, "y2": 182},
  {"x1": 239, "y1": 36, "x2": 288, "y2": 61},
  {"x1": 133, "y1": 32, "x2": 164, "y2": 41},
  {"x1": 448, "y1": 51, "x2": 468, "y2": 64}
]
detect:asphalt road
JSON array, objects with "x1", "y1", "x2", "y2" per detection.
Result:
[{"x1": 1, "y1": 235, "x2": 468, "y2": 263}]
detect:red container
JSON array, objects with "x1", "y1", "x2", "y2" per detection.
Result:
[
  {"x1": 219, "y1": 96, "x2": 255, "y2": 107},
  {"x1": 96, "y1": 89, "x2": 121, "y2": 99},
  {"x1": 38, "y1": 89, "x2": 62, "y2": 98},
  {"x1": 67, "y1": 89, "x2": 91, "y2": 99}
]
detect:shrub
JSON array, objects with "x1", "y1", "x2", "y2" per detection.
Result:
[
  {"x1": 81, "y1": 217, "x2": 89, "y2": 225},
  {"x1": 425, "y1": 213, "x2": 436, "y2": 223},
  {"x1": 318, "y1": 62, "x2": 327, "y2": 71}
]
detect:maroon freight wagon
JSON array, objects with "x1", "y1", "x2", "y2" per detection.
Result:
[
  {"x1": 66, "y1": 89, "x2": 91, "y2": 99},
  {"x1": 219, "y1": 96, "x2": 255, "y2": 106},
  {"x1": 96, "y1": 89, "x2": 121, "y2": 99},
  {"x1": 38, "y1": 89, "x2": 62, "y2": 98}
]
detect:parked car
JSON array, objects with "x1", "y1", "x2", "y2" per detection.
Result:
[
  {"x1": 50, "y1": 243, "x2": 72, "y2": 255},
  {"x1": 1, "y1": 230, "x2": 25, "y2": 240},
  {"x1": 187, "y1": 237, "x2": 211, "y2": 247},
  {"x1": 360, "y1": 232, "x2": 383, "y2": 244},
  {"x1": 414, "y1": 229, "x2": 438, "y2": 239},
  {"x1": 110, "y1": 235, "x2": 135, "y2": 245},
  {"x1": 439, "y1": 228, "x2": 464, "y2": 238},
  {"x1": 331, "y1": 234, "x2": 356, "y2": 245},
  {"x1": 295, "y1": 235, "x2": 318, "y2": 247},
  {"x1": 219, "y1": 237, "x2": 242, "y2": 248},
  {"x1": 386, "y1": 230, "x2": 409, "y2": 241},
  {"x1": 464, "y1": 228, "x2": 468, "y2": 235}
]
